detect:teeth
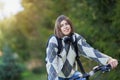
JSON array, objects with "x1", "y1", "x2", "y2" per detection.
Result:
[
  {"x1": 65, "y1": 30, "x2": 69, "y2": 32},
  {"x1": 64, "y1": 29, "x2": 69, "y2": 32}
]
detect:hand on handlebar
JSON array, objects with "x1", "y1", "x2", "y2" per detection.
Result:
[{"x1": 107, "y1": 58, "x2": 118, "y2": 69}]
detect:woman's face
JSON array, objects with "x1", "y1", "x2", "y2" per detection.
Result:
[{"x1": 60, "y1": 20, "x2": 71, "y2": 36}]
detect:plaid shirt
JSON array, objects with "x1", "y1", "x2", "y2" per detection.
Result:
[{"x1": 45, "y1": 33, "x2": 110, "y2": 80}]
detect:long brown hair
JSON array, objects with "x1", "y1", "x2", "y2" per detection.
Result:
[{"x1": 54, "y1": 15, "x2": 74, "y2": 38}]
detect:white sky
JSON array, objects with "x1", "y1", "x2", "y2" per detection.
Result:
[{"x1": 0, "y1": 0, "x2": 24, "y2": 20}]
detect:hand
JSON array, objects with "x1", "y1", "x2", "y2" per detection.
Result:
[{"x1": 107, "y1": 58, "x2": 118, "y2": 69}]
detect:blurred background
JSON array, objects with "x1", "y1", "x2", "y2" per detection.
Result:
[{"x1": 0, "y1": 0, "x2": 120, "y2": 80}]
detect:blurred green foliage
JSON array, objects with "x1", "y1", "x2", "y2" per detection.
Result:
[
  {"x1": 0, "y1": 45, "x2": 24, "y2": 80},
  {"x1": 0, "y1": 0, "x2": 120, "y2": 80}
]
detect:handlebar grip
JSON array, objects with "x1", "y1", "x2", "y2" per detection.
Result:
[
  {"x1": 101, "y1": 64, "x2": 111, "y2": 72},
  {"x1": 84, "y1": 64, "x2": 112, "y2": 78},
  {"x1": 93, "y1": 64, "x2": 111, "y2": 72}
]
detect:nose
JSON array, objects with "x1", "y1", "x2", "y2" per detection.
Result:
[{"x1": 63, "y1": 24, "x2": 68, "y2": 28}]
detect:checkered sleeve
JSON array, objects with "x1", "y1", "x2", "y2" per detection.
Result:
[
  {"x1": 75, "y1": 33, "x2": 111, "y2": 65},
  {"x1": 45, "y1": 36, "x2": 63, "y2": 80}
]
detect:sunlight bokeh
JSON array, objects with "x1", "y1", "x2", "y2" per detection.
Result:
[{"x1": 0, "y1": 0, "x2": 24, "y2": 20}]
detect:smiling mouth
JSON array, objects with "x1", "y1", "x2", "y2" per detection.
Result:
[
  {"x1": 64, "y1": 30, "x2": 69, "y2": 33},
  {"x1": 64, "y1": 28, "x2": 70, "y2": 32}
]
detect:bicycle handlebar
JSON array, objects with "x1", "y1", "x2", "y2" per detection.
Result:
[
  {"x1": 79, "y1": 64, "x2": 111, "y2": 78},
  {"x1": 88, "y1": 64, "x2": 111, "y2": 76}
]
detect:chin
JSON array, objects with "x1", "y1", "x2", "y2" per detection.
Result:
[{"x1": 65, "y1": 33, "x2": 71, "y2": 36}]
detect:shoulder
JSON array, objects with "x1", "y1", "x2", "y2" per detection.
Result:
[
  {"x1": 73, "y1": 33, "x2": 84, "y2": 39},
  {"x1": 47, "y1": 35, "x2": 58, "y2": 45}
]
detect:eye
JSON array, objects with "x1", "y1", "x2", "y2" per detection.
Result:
[
  {"x1": 65, "y1": 22, "x2": 69, "y2": 25},
  {"x1": 60, "y1": 20, "x2": 69, "y2": 27},
  {"x1": 61, "y1": 24, "x2": 64, "y2": 27}
]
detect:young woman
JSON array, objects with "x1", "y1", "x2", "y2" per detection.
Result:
[{"x1": 45, "y1": 15, "x2": 118, "y2": 80}]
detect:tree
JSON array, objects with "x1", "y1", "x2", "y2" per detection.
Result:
[{"x1": 0, "y1": 45, "x2": 24, "y2": 80}]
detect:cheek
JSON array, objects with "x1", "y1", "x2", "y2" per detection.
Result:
[
  {"x1": 69, "y1": 26, "x2": 72, "y2": 30},
  {"x1": 60, "y1": 27, "x2": 64, "y2": 32},
  {"x1": 68, "y1": 26, "x2": 72, "y2": 32}
]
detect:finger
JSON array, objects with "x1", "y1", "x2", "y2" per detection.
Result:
[{"x1": 111, "y1": 61, "x2": 118, "y2": 69}]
